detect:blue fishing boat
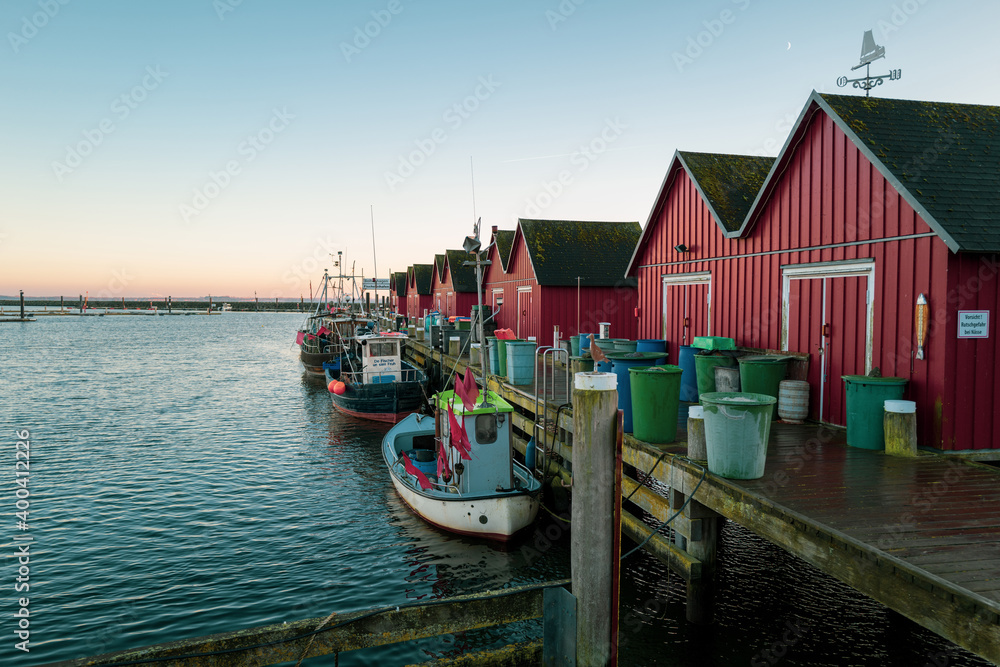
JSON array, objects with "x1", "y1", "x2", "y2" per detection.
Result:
[{"x1": 325, "y1": 331, "x2": 427, "y2": 423}]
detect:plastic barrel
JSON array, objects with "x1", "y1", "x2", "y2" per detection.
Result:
[
  {"x1": 496, "y1": 338, "x2": 512, "y2": 377},
  {"x1": 570, "y1": 355, "x2": 595, "y2": 374},
  {"x1": 614, "y1": 339, "x2": 638, "y2": 353},
  {"x1": 593, "y1": 338, "x2": 619, "y2": 354},
  {"x1": 778, "y1": 380, "x2": 810, "y2": 423},
  {"x1": 506, "y1": 341, "x2": 537, "y2": 385},
  {"x1": 700, "y1": 392, "x2": 777, "y2": 479},
  {"x1": 842, "y1": 375, "x2": 907, "y2": 449},
  {"x1": 636, "y1": 339, "x2": 667, "y2": 354},
  {"x1": 694, "y1": 353, "x2": 737, "y2": 396},
  {"x1": 607, "y1": 352, "x2": 667, "y2": 432},
  {"x1": 738, "y1": 356, "x2": 790, "y2": 419},
  {"x1": 678, "y1": 345, "x2": 699, "y2": 401},
  {"x1": 630, "y1": 365, "x2": 683, "y2": 443},
  {"x1": 570, "y1": 335, "x2": 581, "y2": 357},
  {"x1": 714, "y1": 365, "x2": 741, "y2": 392},
  {"x1": 486, "y1": 337, "x2": 498, "y2": 375},
  {"x1": 579, "y1": 334, "x2": 594, "y2": 351}
]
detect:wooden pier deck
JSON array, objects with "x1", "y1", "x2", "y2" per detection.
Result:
[{"x1": 404, "y1": 337, "x2": 1000, "y2": 664}]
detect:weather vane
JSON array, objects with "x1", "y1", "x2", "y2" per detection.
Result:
[{"x1": 837, "y1": 30, "x2": 901, "y2": 97}]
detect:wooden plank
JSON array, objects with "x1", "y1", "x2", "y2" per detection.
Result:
[
  {"x1": 620, "y1": 509, "x2": 702, "y2": 580},
  {"x1": 43, "y1": 581, "x2": 564, "y2": 667},
  {"x1": 405, "y1": 639, "x2": 543, "y2": 667}
]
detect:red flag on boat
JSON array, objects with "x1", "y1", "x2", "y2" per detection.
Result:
[
  {"x1": 306, "y1": 333, "x2": 316, "y2": 341},
  {"x1": 437, "y1": 442, "x2": 451, "y2": 481},
  {"x1": 454, "y1": 369, "x2": 479, "y2": 409},
  {"x1": 400, "y1": 452, "x2": 432, "y2": 490},
  {"x1": 463, "y1": 370, "x2": 480, "y2": 407},
  {"x1": 317, "y1": 325, "x2": 330, "y2": 336},
  {"x1": 447, "y1": 405, "x2": 472, "y2": 460},
  {"x1": 295, "y1": 331, "x2": 305, "y2": 345}
]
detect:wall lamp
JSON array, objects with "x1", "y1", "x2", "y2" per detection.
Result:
[{"x1": 674, "y1": 244, "x2": 689, "y2": 253}]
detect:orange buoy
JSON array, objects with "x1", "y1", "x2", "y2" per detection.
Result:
[
  {"x1": 328, "y1": 380, "x2": 337, "y2": 393},
  {"x1": 332, "y1": 381, "x2": 346, "y2": 395}
]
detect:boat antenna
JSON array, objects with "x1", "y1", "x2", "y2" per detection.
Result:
[
  {"x1": 370, "y1": 205, "x2": 378, "y2": 319},
  {"x1": 470, "y1": 156, "x2": 477, "y2": 224}
]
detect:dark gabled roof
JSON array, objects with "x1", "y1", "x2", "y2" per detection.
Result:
[
  {"x1": 392, "y1": 271, "x2": 407, "y2": 297},
  {"x1": 433, "y1": 254, "x2": 446, "y2": 282},
  {"x1": 444, "y1": 249, "x2": 481, "y2": 292},
  {"x1": 678, "y1": 152, "x2": 775, "y2": 233},
  {"x1": 739, "y1": 91, "x2": 1000, "y2": 252},
  {"x1": 408, "y1": 264, "x2": 433, "y2": 295},
  {"x1": 517, "y1": 219, "x2": 640, "y2": 287},
  {"x1": 626, "y1": 150, "x2": 773, "y2": 275},
  {"x1": 493, "y1": 229, "x2": 516, "y2": 270}
]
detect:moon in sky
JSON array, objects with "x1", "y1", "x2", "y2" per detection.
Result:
[{"x1": 787, "y1": 42, "x2": 792, "y2": 50}]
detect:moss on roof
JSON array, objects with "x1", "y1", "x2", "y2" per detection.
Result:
[
  {"x1": 444, "y1": 249, "x2": 482, "y2": 292},
  {"x1": 392, "y1": 271, "x2": 407, "y2": 297},
  {"x1": 679, "y1": 152, "x2": 775, "y2": 233},
  {"x1": 434, "y1": 254, "x2": 446, "y2": 282},
  {"x1": 820, "y1": 93, "x2": 1000, "y2": 252},
  {"x1": 493, "y1": 229, "x2": 516, "y2": 270},
  {"x1": 408, "y1": 264, "x2": 433, "y2": 295},
  {"x1": 518, "y1": 219, "x2": 640, "y2": 286}
]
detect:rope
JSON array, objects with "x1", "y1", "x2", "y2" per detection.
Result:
[
  {"x1": 622, "y1": 451, "x2": 667, "y2": 503},
  {"x1": 620, "y1": 457, "x2": 708, "y2": 561}
]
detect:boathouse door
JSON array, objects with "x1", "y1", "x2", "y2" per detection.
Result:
[
  {"x1": 781, "y1": 260, "x2": 874, "y2": 425},
  {"x1": 661, "y1": 272, "x2": 711, "y2": 363},
  {"x1": 516, "y1": 286, "x2": 533, "y2": 339}
]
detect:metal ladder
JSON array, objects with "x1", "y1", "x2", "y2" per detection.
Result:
[{"x1": 531, "y1": 345, "x2": 570, "y2": 480}]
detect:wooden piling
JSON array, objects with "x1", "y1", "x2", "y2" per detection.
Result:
[
  {"x1": 885, "y1": 402, "x2": 918, "y2": 457},
  {"x1": 571, "y1": 371, "x2": 619, "y2": 667}
]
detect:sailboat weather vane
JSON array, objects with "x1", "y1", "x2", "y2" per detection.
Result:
[{"x1": 836, "y1": 30, "x2": 902, "y2": 97}]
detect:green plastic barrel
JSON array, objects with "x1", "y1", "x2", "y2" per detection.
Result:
[
  {"x1": 630, "y1": 365, "x2": 683, "y2": 444},
  {"x1": 570, "y1": 334, "x2": 581, "y2": 357},
  {"x1": 497, "y1": 338, "x2": 515, "y2": 378},
  {"x1": 738, "y1": 355, "x2": 791, "y2": 419},
  {"x1": 700, "y1": 392, "x2": 777, "y2": 479},
  {"x1": 506, "y1": 341, "x2": 537, "y2": 385},
  {"x1": 570, "y1": 355, "x2": 595, "y2": 374},
  {"x1": 694, "y1": 353, "x2": 737, "y2": 396},
  {"x1": 614, "y1": 339, "x2": 638, "y2": 353},
  {"x1": 842, "y1": 375, "x2": 908, "y2": 450}
]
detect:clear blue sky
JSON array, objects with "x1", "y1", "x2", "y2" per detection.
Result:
[{"x1": 2, "y1": 0, "x2": 997, "y2": 298}]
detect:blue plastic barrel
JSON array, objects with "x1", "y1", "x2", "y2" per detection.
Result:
[
  {"x1": 678, "y1": 344, "x2": 699, "y2": 402},
  {"x1": 579, "y1": 333, "x2": 594, "y2": 351},
  {"x1": 637, "y1": 339, "x2": 667, "y2": 353},
  {"x1": 486, "y1": 337, "x2": 499, "y2": 375},
  {"x1": 506, "y1": 341, "x2": 537, "y2": 385}
]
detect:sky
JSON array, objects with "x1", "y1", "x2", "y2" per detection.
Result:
[{"x1": 2, "y1": 0, "x2": 998, "y2": 299}]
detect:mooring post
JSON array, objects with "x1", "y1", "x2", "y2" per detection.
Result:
[
  {"x1": 572, "y1": 371, "x2": 619, "y2": 667},
  {"x1": 19, "y1": 290, "x2": 25, "y2": 320}
]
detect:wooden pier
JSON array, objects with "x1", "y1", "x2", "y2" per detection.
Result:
[{"x1": 404, "y1": 336, "x2": 1000, "y2": 665}]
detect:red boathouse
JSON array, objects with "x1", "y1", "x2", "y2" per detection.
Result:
[
  {"x1": 404, "y1": 264, "x2": 434, "y2": 320},
  {"x1": 484, "y1": 219, "x2": 640, "y2": 342},
  {"x1": 628, "y1": 91, "x2": 1000, "y2": 454}
]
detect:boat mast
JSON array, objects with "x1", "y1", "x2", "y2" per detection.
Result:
[{"x1": 370, "y1": 205, "x2": 379, "y2": 320}]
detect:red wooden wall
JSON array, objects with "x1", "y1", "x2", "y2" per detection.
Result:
[{"x1": 631, "y1": 109, "x2": 985, "y2": 449}]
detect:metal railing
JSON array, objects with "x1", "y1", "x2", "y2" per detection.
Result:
[{"x1": 532, "y1": 345, "x2": 570, "y2": 479}]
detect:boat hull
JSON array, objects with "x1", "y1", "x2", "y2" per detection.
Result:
[
  {"x1": 300, "y1": 349, "x2": 340, "y2": 377},
  {"x1": 387, "y1": 473, "x2": 539, "y2": 541},
  {"x1": 325, "y1": 365, "x2": 425, "y2": 424}
]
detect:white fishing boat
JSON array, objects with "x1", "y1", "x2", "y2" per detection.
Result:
[{"x1": 382, "y1": 388, "x2": 541, "y2": 541}]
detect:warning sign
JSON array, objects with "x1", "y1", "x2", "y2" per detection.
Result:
[{"x1": 957, "y1": 311, "x2": 989, "y2": 338}]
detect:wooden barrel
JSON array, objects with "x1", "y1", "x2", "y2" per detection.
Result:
[{"x1": 777, "y1": 380, "x2": 810, "y2": 423}]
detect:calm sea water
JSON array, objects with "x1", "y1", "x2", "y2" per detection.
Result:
[{"x1": 0, "y1": 313, "x2": 989, "y2": 666}]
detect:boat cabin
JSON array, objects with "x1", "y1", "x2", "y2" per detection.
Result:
[
  {"x1": 359, "y1": 334, "x2": 405, "y2": 383},
  {"x1": 438, "y1": 392, "x2": 516, "y2": 492}
]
